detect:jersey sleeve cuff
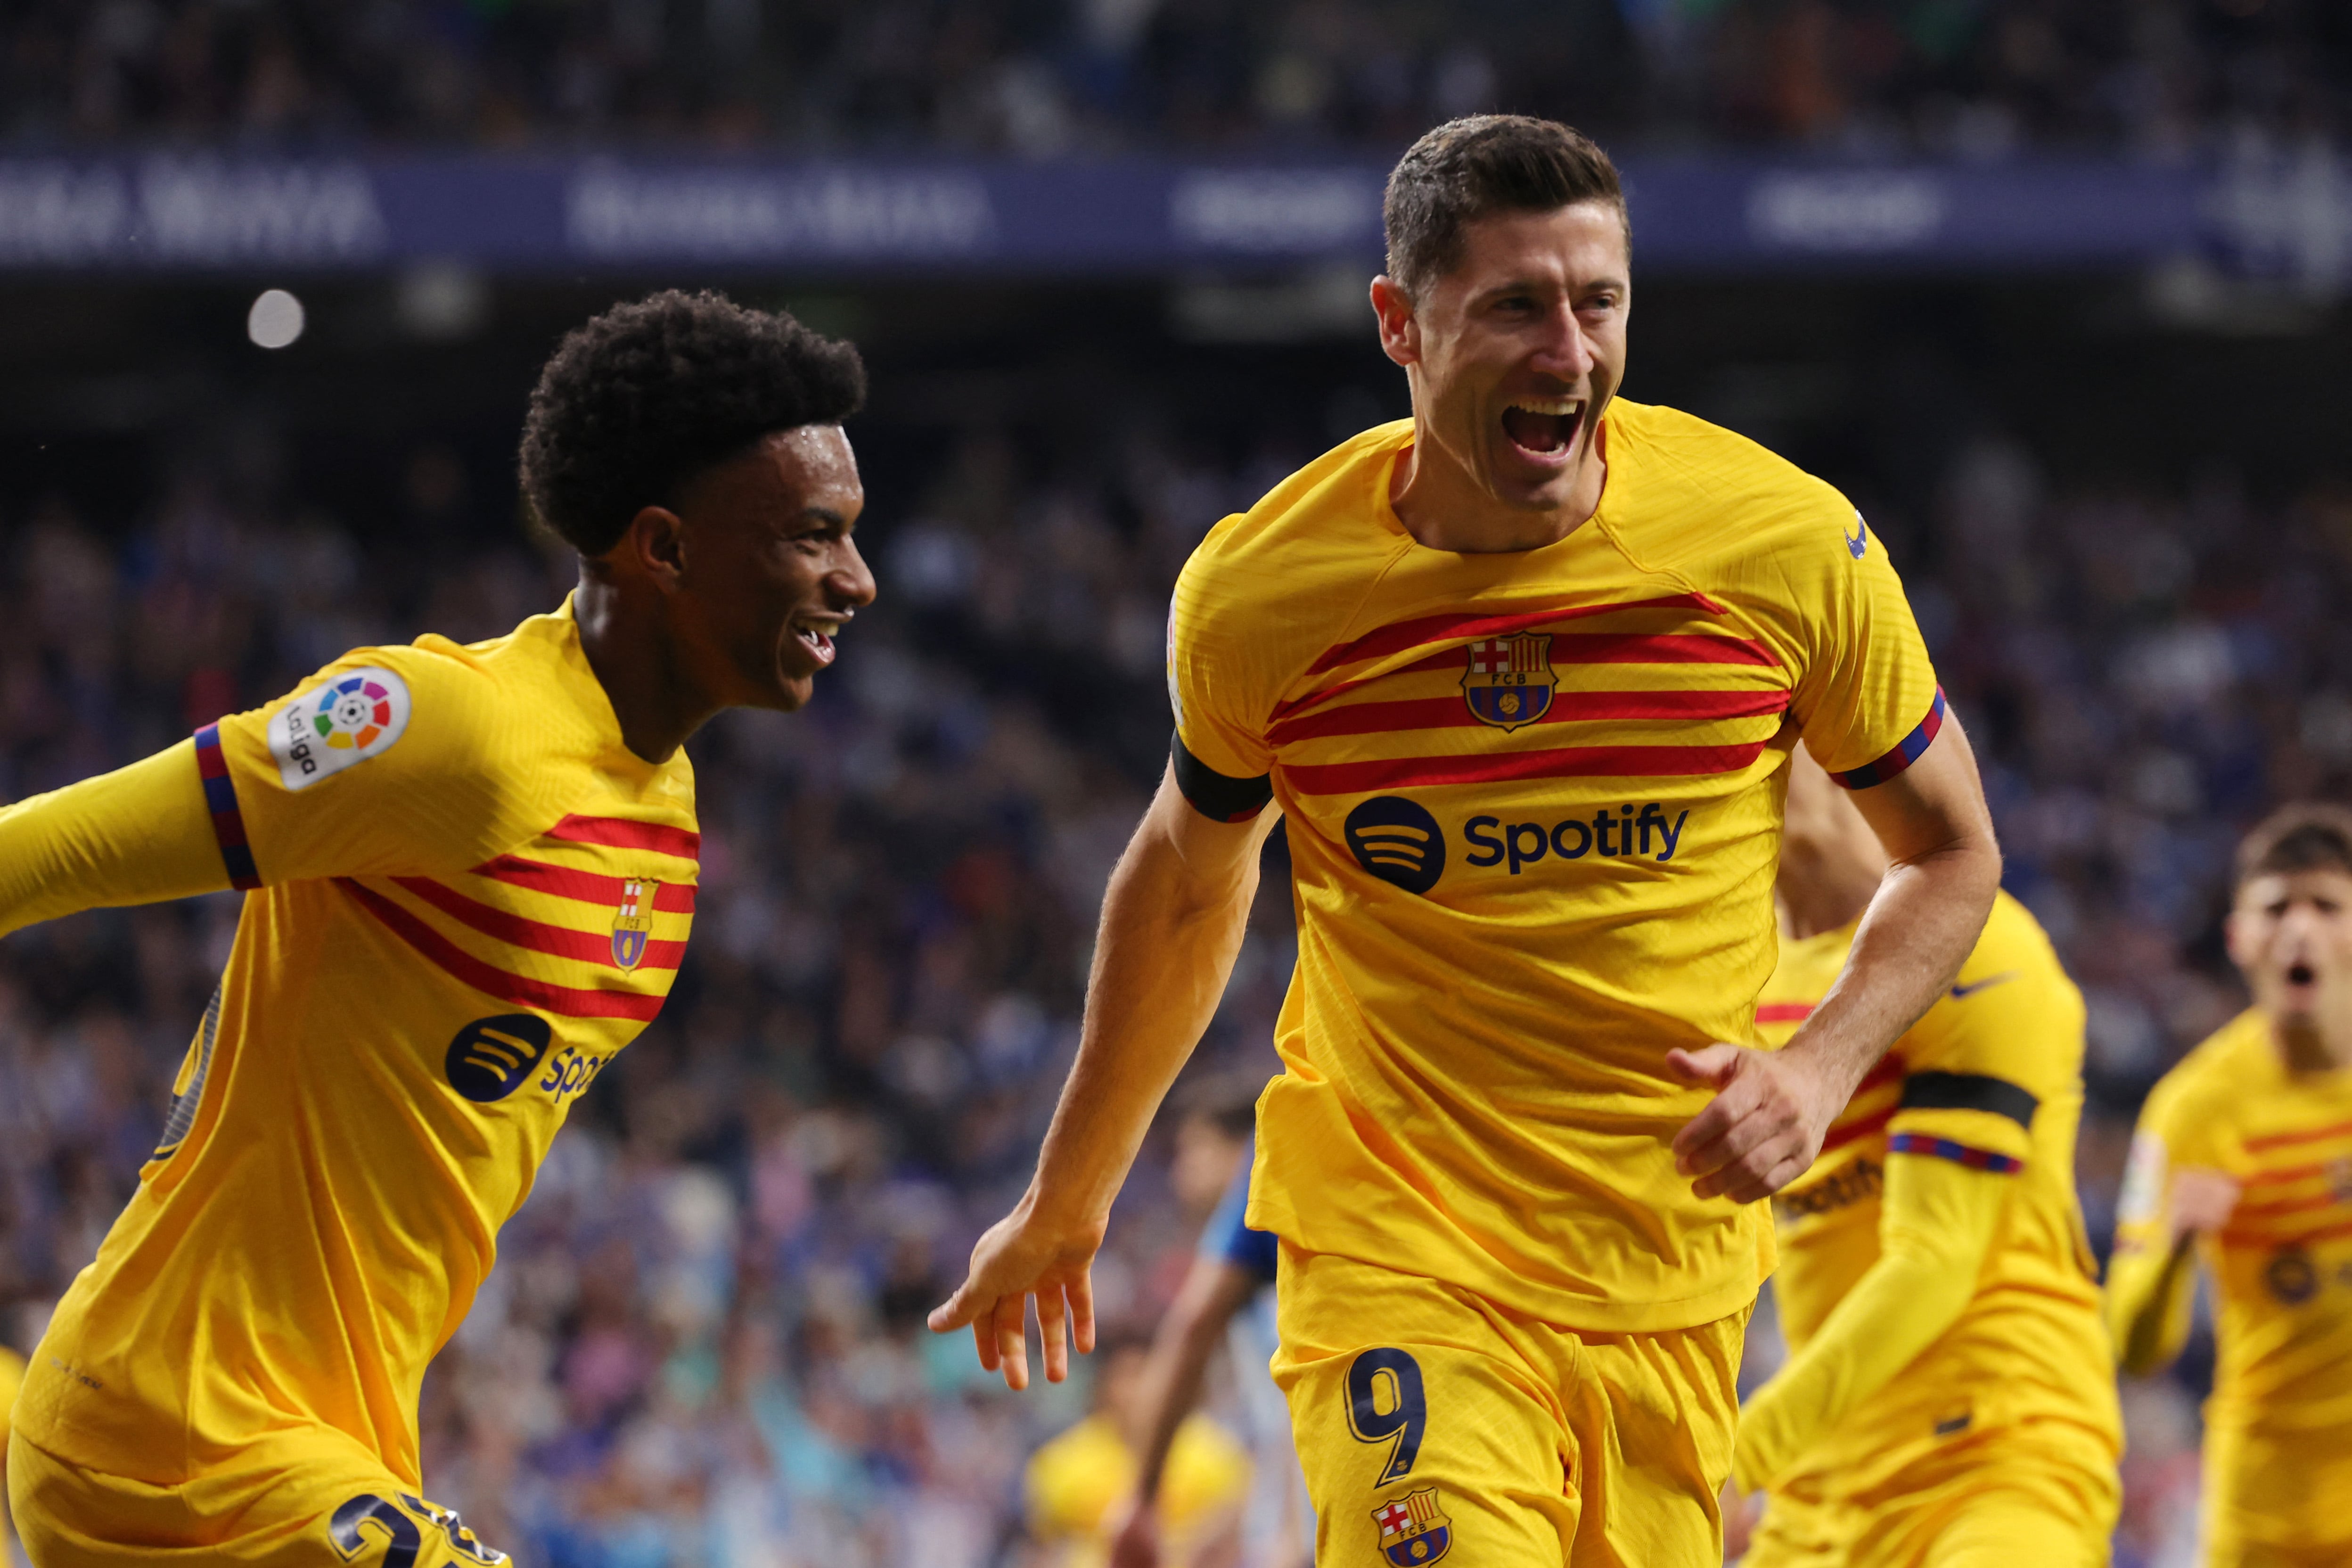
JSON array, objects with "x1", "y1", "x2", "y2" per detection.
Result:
[
  {"x1": 1885, "y1": 1132, "x2": 2023, "y2": 1174},
  {"x1": 1829, "y1": 686, "x2": 1946, "y2": 790},
  {"x1": 1172, "y1": 732, "x2": 1274, "y2": 822},
  {"x1": 194, "y1": 723, "x2": 263, "y2": 890}
]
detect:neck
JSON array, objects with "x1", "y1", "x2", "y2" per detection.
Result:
[
  {"x1": 2272, "y1": 1010, "x2": 2352, "y2": 1074},
  {"x1": 1388, "y1": 411, "x2": 1606, "y2": 554},
  {"x1": 573, "y1": 566, "x2": 714, "y2": 763}
]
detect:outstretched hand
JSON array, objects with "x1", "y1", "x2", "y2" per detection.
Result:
[
  {"x1": 1666, "y1": 1043, "x2": 1846, "y2": 1204},
  {"x1": 926, "y1": 1203, "x2": 1103, "y2": 1390}
]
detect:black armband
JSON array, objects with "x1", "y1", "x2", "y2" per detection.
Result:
[
  {"x1": 1898, "y1": 1070, "x2": 2038, "y2": 1129},
  {"x1": 1172, "y1": 732, "x2": 1273, "y2": 823}
]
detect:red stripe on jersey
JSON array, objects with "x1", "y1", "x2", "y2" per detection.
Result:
[
  {"x1": 1270, "y1": 636, "x2": 1781, "y2": 729},
  {"x1": 1856, "y1": 1055, "x2": 1906, "y2": 1093},
  {"x1": 2231, "y1": 1188, "x2": 2352, "y2": 1221},
  {"x1": 338, "y1": 879, "x2": 669, "y2": 1021},
  {"x1": 1268, "y1": 687, "x2": 1790, "y2": 748},
  {"x1": 545, "y1": 814, "x2": 702, "y2": 862},
  {"x1": 1820, "y1": 1105, "x2": 1894, "y2": 1153},
  {"x1": 474, "y1": 855, "x2": 698, "y2": 913},
  {"x1": 1283, "y1": 739, "x2": 1771, "y2": 795},
  {"x1": 2221, "y1": 1213, "x2": 2352, "y2": 1251},
  {"x1": 393, "y1": 877, "x2": 687, "y2": 972},
  {"x1": 2240, "y1": 1154, "x2": 2352, "y2": 1190},
  {"x1": 2243, "y1": 1117, "x2": 2352, "y2": 1154},
  {"x1": 1306, "y1": 596, "x2": 1730, "y2": 675},
  {"x1": 1755, "y1": 1002, "x2": 1814, "y2": 1023}
]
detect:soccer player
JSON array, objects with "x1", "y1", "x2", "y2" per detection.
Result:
[
  {"x1": 930, "y1": 115, "x2": 2001, "y2": 1567},
  {"x1": 1107, "y1": 1092, "x2": 1312, "y2": 1568},
  {"x1": 2107, "y1": 804, "x2": 2352, "y2": 1568},
  {"x1": 1731, "y1": 751, "x2": 2120, "y2": 1566},
  {"x1": 1023, "y1": 1332, "x2": 1252, "y2": 1568},
  {"x1": 2, "y1": 290, "x2": 875, "y2": 1564}
]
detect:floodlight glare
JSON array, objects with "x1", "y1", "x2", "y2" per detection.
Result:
[{"x1": 247, "y1": 289, "x2": 306, "y2": 350}]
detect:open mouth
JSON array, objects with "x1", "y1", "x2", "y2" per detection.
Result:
[
  {"x1": 1501, "y1": 397, "x2": 1584, "y2": 462},
  {"x1": 792, "y1": 624, "x2": 837, "y2": 666},
  {"x1": 2287, "y1": 961, "x2": 2317, "y2": 987}
]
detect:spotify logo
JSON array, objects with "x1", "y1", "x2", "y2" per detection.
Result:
[
  {"x1": 444, "y1": 1014, "x2": 554, "y2": 1103},
  {"x1": 1344, "y1": 796, "x2": 1445, "y2": 896}
]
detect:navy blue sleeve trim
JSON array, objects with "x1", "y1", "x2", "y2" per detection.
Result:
[
  {"x1": 1898, "y1": 1070, "x2": 2038, "y2": 1129},
  {"x1": 1172, "y1": 731, "x2": 1273, "y2": 823}
]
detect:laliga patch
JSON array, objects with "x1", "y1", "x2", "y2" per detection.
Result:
[{"x1": 270, "y1": 666, "x2": 411, "y2": 790}]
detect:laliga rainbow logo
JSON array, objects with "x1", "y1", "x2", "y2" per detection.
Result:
[
  {"x1": 315, "y1": 676, "x2": 396, "y2": 751},
  {"x1": 269, "y1": 665, "x2": 412, "y2": 791}
]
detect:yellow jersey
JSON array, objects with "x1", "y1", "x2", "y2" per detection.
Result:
[
  {"x1": 1023, "y1": 1411, "x2": 1250, "y2": 1568},
  {"x1": 11, "y1": 598, "x2": 696, "y2": 1492},
  {"x1": 2108, "y1": 1009, "x2": 2352, "y2": 1557},
  {"x1": 1750, "y1": 891, "x2": 2119, "y2": 1496},
  {"x1": 1171, "y1": 407, "x2": 1942, "y2": 1331}
]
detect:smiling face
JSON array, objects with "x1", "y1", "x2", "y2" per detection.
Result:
[
  {"x1": 1375, "y1": 200, "x2": 1630, "y2": 527},
  {"x1": 2229, "y1": 868, "x2": 2352, "y2": 1033},
  {"x1": 666, "y1": 424, "x2": 875, "y2": 713}
]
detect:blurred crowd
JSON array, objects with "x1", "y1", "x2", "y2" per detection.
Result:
[
  {"x1": 2, "y1": 404, "x2": 2347, "y2": 1564},
  {"x1": 2, "y1": 0, "x2": 2349, "y2": 159}
]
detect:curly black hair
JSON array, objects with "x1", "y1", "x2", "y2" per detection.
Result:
[{"x1": 518, "y1": 289, "x2": 867, "y2": 557}]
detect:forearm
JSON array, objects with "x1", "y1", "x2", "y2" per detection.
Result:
[
  {"x1": 2106, "y1": 1238, "x2": 2198, "y2": 1377},
  {"x1": 0, "y1": 739, "x2": 227, "y2": 939},
  {"x1": 1734, "y1": 1155, "x2": 2004, "y2": 1490},
  {"x1": 1785, "y1": 839, "x2": 1998, "y2": 1099},
  {"x1": 1023, "y1": 813, "x2": 1268, "y2": 1230},
  {"x1": 1132, "y1": 1264, "x2": 1253, "y2": 1499}
]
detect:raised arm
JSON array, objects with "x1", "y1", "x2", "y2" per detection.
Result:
[
  {"x1": 1670, "y1": 718, "x2": 2001, "y2": 1202},
  {"x1": 928, "y1": 764, "x2": 1281, "y2": 1387},
  {"x1": 2106, "y1": 1113, "x2": 2228, "y2": 1377},
  {"x1": 0, "y1": 739, "x2": 230, "y2": 940}
]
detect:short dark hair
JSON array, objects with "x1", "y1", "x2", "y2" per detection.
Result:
[
  {"x1": 1383, "y1": 115, "x2": 1627, "y2": 300},
  {"x1": 518, "y1": 289, "x2": 867, "y2": 557},
  {"x1": 2235, "y1": 803, "x2": 2352, "y2": 890}
]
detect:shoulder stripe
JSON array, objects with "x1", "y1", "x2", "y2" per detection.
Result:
[
  {"x1": 1269, "y1": 687, "x2": 1787, "y2": 748},
  {"x1": 1756, "y1": 1002, "x2": 1814, "y2": 1024},
  {"x1": 545, "y1": 814, "x2": 700, "y2": 862},
  {"x1": 1830, "y1": 687, "x2": 1947, "y2": 790},
  {"x1": 2244, "y1": 1117, "x2": 2352, "y2": 1154},
  {"x1": 474, "y1": 854, "x2": 697, "y2": 913},
  {"x1": 192, "y1": 724, "x2": 262, "y2": 891},
  {"x1": 1887, "y1": 1132, "x2": 2022, "y2": 1173},
  {"x1": 392, "y1": 876, "x2": 685, "y2": 971},
  {"x1": 1172, "y1": 733, "x2": 1274, "y2": 822},
  {"x1": 1283, "y1": 739, "x2": 1770, "y2": 796},
  {"x1": 1898, "y1": 1069, "x2": 2038, "y2": 1128},
  {"x1": 1306, "y1": 595, "x2": 1732, "y2": 675},
  {"x1": 337, "y1": 878, "x2": 668, "y2": 1021}
]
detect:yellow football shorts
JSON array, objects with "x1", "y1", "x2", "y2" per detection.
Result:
[
  {"x1": 1740, "y1": 1420, "x2": 2117, "y2": 1568},
  {"x1": 1272, "y1": 1244, "x2": 1745, "y2": 1568},
  {"x1": 8, "y1": 1427, "x2": 506, "y2": 1567}
]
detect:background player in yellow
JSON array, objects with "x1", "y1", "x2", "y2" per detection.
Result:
[
  {"x1": 2107, "y1": 804, "x2": 2352, "y2": 1568},
  {"x1": 1022, "y1": 1334, "x2": 1252, "y2": 1568},
  {"x1": 1730, "y1": 751, "x2": 2119, "y2": 1567},
  {"x1": 1, "y1": 291, "x2": 877, "y2": 1565},
  {"x1": 930, "y1": 116, "x2": 2003, "y2": 1568}
]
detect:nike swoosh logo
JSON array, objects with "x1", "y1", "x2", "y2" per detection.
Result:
[
  {"x1": 1948, "y1": 972, "x2": 2017, "y2": 1001},
  {"x1": 1844, "y1": 512, "x2": 1868, "y2": 559}
]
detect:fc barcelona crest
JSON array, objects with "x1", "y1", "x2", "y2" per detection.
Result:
[
  {"x1": 1371, "y1": 1488, "x2": 1453, "y2": 1566},
  {"x1": 611, "y1": 879, "x2": 656, "y2": 971},
  {"x1": 1461, "y1": 632, "x2": 1555, "y2": 732}
]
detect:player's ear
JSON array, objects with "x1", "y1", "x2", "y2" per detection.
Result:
[
  {"x1": 2222, "y1": 905, "x2": 2254, "y2": 972},
  {"x1": 1371, "y1": 276, "x2": 1420, "y2": 368},
  {"x1": 619, "y1": 504, "x2": 689, "y2": 593}
]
